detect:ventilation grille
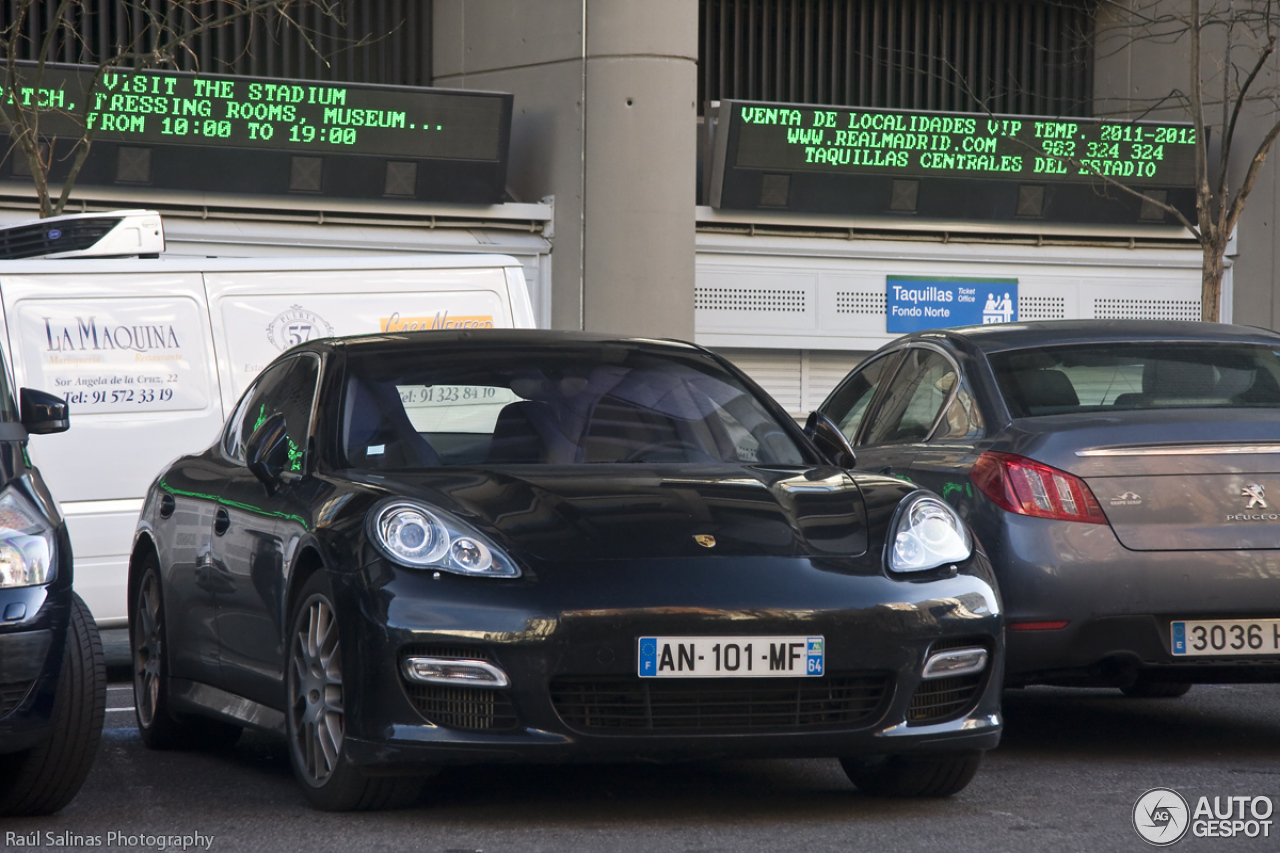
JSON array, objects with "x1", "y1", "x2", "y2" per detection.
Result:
[
  {"x1": 0, "y1": 217, "x2": 118, "y2": 260},
  {"x1": 1018, "y1": 295, "x2": 1067, "y2": 320},
  {"x1": 0, "y1": 680, "x2": 33, "y2": 718},
  {"x1": 700, "y1": 0, "x2": 1094, "y2": 116},
  {"x1": 696, "y1": 286, "x2": 807, "y2": 312},
  {"x1": 835, "y1": 291, "x2": 887, "y2": 314},
  {"x1": 1091, "y1": 297, "x2": 1201, "y2": 321},
  {"x1": 907, "y1": 673, "x2": 983, "y2": 724},
  {"x1": 550, "y1": 673, "x2": 890, "y2": 733},
  {"x1": 398, "y1": 645, "x2": 519, "y2": 731}
]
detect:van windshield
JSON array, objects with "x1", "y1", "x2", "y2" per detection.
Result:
[
  {"x1": 339, "y1": 344, "x2": 809, "y2": 467},
  {"x1": 990, "y1": 343, "x2": 1280, "y2": 418},
  {"x1": 0, "y1": 355, "x2": 17, "y2": 422}
]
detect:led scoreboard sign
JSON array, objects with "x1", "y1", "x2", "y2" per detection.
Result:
[
  {"x1": 1, "y1": 62, "x2": 513, "y2": 203},
  {"x1": 709, "y1": 99, "x2": 1198, "y2": 225}
]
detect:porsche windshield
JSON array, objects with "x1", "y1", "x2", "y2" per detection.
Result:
[{"x1": 340, "y1": 345, "x2": 808, "y2": 467}]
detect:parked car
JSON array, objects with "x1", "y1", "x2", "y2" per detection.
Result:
[
  {"x1": 0, "y1": 381, "x2": 105, "y2": 816},
  {"x1": 810, "y1": 319, "x2": 1280, "y2": 695},
  {"x1": 130, "y1": 330, "x2": 1001, "y2": 811}
]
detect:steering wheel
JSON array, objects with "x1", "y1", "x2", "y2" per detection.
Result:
[{"x1": 620, "y1": 439, "x2": 703, "y2": 463}]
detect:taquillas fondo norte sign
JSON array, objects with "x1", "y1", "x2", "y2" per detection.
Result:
[{"x1": 886, "y1": 276, "x2": 1018, "y2": 333}]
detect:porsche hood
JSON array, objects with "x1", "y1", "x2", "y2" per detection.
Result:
[{"x1": 359, "y1": 465, "x2": 870, "y2": 563}]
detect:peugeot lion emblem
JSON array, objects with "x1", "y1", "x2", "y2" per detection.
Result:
[
  {"x1": 694, "y1": 535, "x2": 717, "y2": 548},
  {"x1": 1243, "y1": 484, "x2": 1267, "y2": 509}
]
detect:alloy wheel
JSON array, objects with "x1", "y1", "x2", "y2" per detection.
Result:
[
  {"x1": 133, "y1": 572, "x2": 163, "y2": 727},
  {"x1": 290, "y1": 594, "x2": 345, "y2": 785}
]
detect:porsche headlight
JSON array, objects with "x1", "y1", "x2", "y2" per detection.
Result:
[
  {"x1": 887, "y1": 491, "x2": 971, "y2": 573},
  {"x1": 369, "y1": 500, "x2": 519, "y2": 578},
  {"x1": 0, "y1": 488, "x2": 55, "y2": 589}
]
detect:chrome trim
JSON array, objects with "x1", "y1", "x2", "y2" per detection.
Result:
[
  {"x1": 1076, "y1": 444, "x2": 1280, "y2": 458},
  {"x1": 921, "y1": 647, "x2": 989, "y2": 680},
  {"x1": 401, "y1": 656, "x2": 511, "y2": 688}
]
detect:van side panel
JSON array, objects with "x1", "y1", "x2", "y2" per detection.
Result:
[
  {"x1": 0, "y1": 272, "x2": 226, "y2": 625},
  {"x1": 203, "y1": 265, "x2": 523, "y2": 409}
]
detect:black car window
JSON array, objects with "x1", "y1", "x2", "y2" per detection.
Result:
[
  {"x1": 864, "y1": 348, "x2": 957, "y2": 444},
  {"x1": 229, "y1": 354, "x2": 320, "y2": 470},
  {"x1": 990, "y1": 343, "x2": 1280, "y2": 418},
  {"x1": 821, "y1": 352, "x2": 899, "y2": 445},
  {"x1": 339, "y1": 345, "x2": 811, "y2": 467}
]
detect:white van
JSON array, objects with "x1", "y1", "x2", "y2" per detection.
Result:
[{"x1": 0, "y1": 254, "x2": 535, "y2": 625}]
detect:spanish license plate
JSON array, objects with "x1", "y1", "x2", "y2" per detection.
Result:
[
  {"x1": 1171, "y1": 619, "x2": 1280, "y2": 656},
  {"x1": 637, "y1": 636, "x2": 824, "y2": 677}
]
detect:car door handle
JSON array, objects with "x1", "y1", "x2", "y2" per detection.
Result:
[{"x1": 214, "y1": 507, "x2": 230, "y2": 536}]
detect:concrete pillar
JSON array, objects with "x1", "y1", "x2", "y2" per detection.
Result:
[{"x1": 433, "y1": 0, "x2": 697, "y2": 339}]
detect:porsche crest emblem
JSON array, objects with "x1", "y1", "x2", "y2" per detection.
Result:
[{"x1": 694, "y1": 534, "x2": 717, "y2": 548}]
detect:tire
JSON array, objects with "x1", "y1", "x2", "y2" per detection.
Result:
[
  {"x1": 1121, "y1": 681, "x2": 1192, "y2": 698},
  {"x1": 286, "y1": 572, "x2": 422, "y2": 811},
  {"x1": 841, "y1": 751, "x2": 982, "y2": 798},
  {"x1": 132, "y1": 555, "x2": 242, "y2": 751},
  {"x1": 0, "y1": 593, "x2": 106, "y2": 816}
]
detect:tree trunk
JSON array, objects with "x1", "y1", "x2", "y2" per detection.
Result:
[{"x1": 1200, "y1": 241, "x2": 1226, "y2": 322}]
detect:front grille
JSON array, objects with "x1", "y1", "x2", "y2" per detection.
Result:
[
  {"x1": 0, "y1": 680, "x2": 33, "y2": 717},
  {"x1": 550, "y1": 674, "x2": 890, "y2": 733},
  {"x1": 398, "y1": 644, "x2": 519, "y2": 731},
  {"x1": 907, "y1": 674, "x2": 984, "y2": 724}
]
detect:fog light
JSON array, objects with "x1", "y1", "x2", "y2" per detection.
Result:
[
  {"x1": 401, "y1": 656, "x2": 510, "y2": 688},
  {"x1": 922, "y1": 647, "x2": 988, "y2": 680}
]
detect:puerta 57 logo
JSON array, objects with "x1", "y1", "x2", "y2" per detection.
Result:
[{"x1": 1134, "y1": 788, "x2": 1190, "y2": 846}]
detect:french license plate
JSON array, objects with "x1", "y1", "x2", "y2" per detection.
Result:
[
  {"x1": 637, "y1": 635, "x2": 824, "y2": 678},
  {"x1": 1171, "y1": 619, "x2": 1280, "y2": 656}
]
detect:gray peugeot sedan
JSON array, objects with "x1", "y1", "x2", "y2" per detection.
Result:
[{"x1": 807, "y1": 320, "x2": 1280, "y2": 695}]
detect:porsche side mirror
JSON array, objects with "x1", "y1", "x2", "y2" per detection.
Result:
[
  {"x1": 246, "y1": 412, "x2": 290, "y2": 491},
  {"x1": 20, "y1": 388, "x2": 69, "y2": 435},
  {"x1": 804, "y1": 411, "x2": 856, "y2": 469}
]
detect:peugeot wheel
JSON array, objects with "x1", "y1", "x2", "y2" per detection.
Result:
[
  {"x1": 286, "y1": 573, "x2": 422, "y2": 811},
  {"x1": 0, "y1": 593, "x2": 106, "y2": 816},
  {"x1": 133, "y1": 555, "x2": 240, "y2": 750},
  {"x1": 841, "y1": 752, "x2": 982, "y2": 798}
]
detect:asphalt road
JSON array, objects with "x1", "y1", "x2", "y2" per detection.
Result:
[{"x1": 5, "y1": 647, "x2": 1280, "y2": 852}]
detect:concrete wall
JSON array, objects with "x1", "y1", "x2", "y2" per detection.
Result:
[
  {"x1": 433, "y1": 0, "x2": 697, "y2": 339},
  {"x1": 1094, "y1": 0, "x2": 1280, "y2": 328}
]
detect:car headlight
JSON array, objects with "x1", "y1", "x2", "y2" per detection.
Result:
[
  {"x1": 0, "y1": 488, "x2": 56, "y2": 588},
  {"x1": 887, "y1": 491, "x2": 971, "y2": 573},
  {"x1": 368, "y1": 500, "x2": 520, "y2": 578}
]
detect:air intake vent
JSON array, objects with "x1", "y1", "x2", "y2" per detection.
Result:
[
  {"x1": 0, "y1": 680, "x2": 33, "y2": 718},
  {"x1": 398, "y1": 644, "x2": 519, "y2": 731},
  {"x1": 550, "y1": 673, "x2": 890, "y2": 733},
  {"x1": 907, "y1": 673, "x2": 983, "y2": 724},
  {"x1": 695, "y1": 286, "x2": 807, "y2": 312},
  {"x1": 0, "y1": 210, "x2": 164, "y2": 259},
  {"x1": 1091, "y1": 297, "x2": 1200, "y2": 321},
  {"x1": 1019, "y1": 295, "x2": 1066, "y2": 320},
  {"x1": 835, "y1": 291, "x2": 887, "y2": 314}
]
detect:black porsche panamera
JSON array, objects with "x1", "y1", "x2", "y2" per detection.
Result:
[{"x1": 130, "y1": 331, "x2": 1001, "y2": 810}]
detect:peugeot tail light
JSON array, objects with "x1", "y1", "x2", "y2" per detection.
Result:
[{"x1": 970, "y1": 451, "x2": 1108, "y2": 524}]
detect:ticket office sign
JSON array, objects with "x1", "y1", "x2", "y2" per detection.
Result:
[
  {"x1": 16, "y1": 298, "x2": 211, "y2": 414},
  {"x1": 886, "y1": 276, "x2": 1019, "y2": 334}
]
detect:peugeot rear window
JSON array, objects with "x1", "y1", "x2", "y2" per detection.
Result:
[{"x1": 989, "y1": 343, "x2": 1280, "y2": 418}]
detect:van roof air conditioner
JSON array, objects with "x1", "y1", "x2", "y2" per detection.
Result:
[{"x1": 0, "y1": 210, "x2": 164, "y2": 259}]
